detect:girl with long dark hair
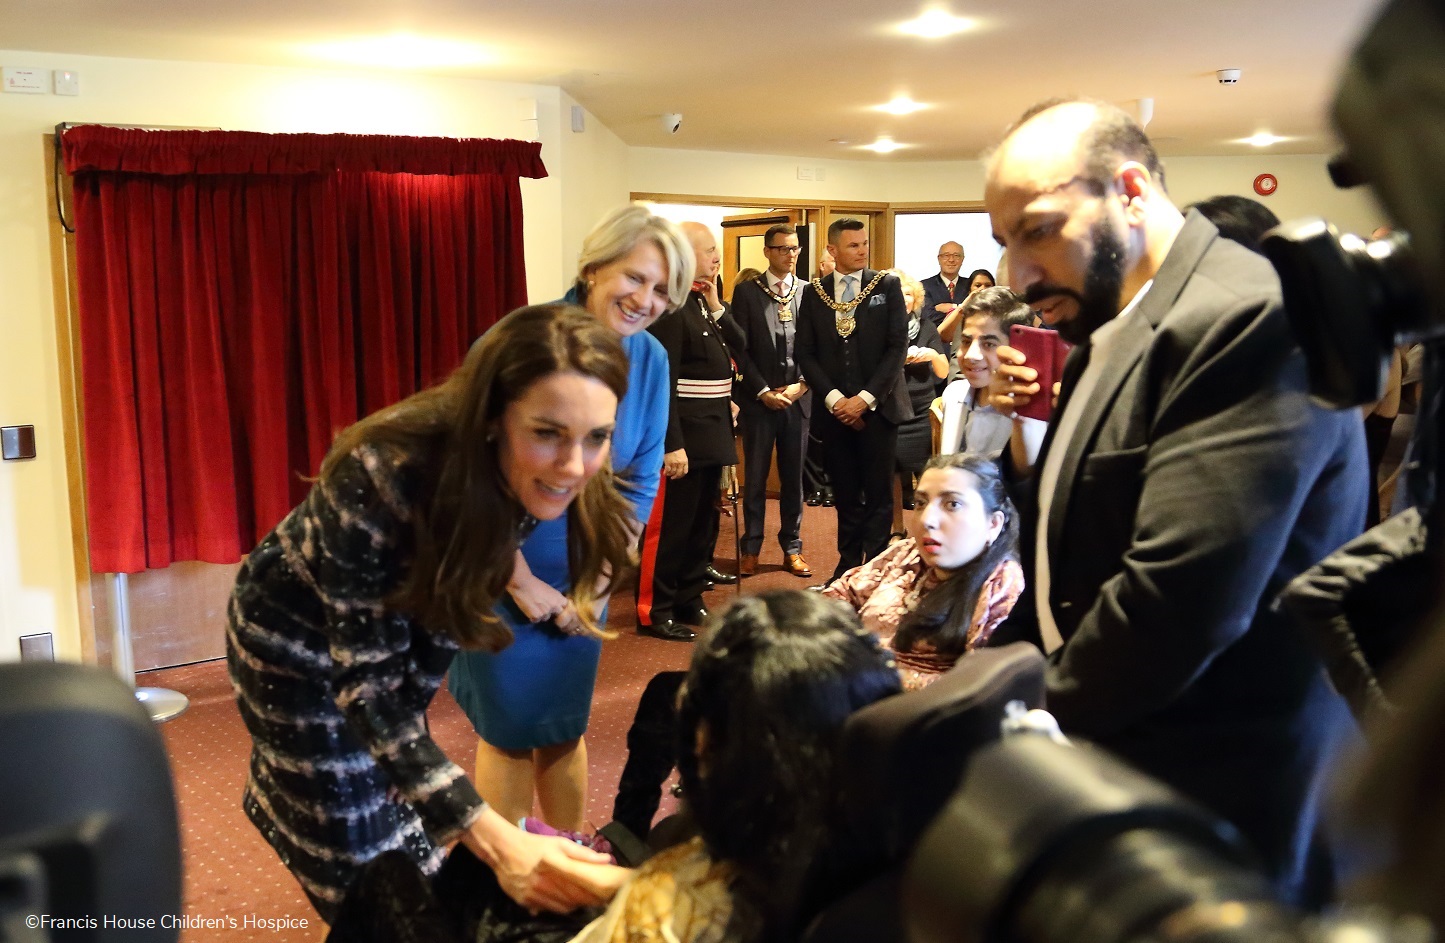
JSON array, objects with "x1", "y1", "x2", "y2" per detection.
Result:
[{"x1": 825, "y1": 451, "x2": 1024, "y2": 689}]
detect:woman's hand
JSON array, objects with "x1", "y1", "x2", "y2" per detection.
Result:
[
  {"x1": 534, "y1": 848, "x2": 634, "y2": 902},
  {"x1": 464, "y1": 807, "x2": 624, "y2": 913},
  {"x1": 507, "y1": 554, "x2": 569, "y2": 624},
  {"x1": 554, "y1": 591, "x2": 612, "y2": 639}
]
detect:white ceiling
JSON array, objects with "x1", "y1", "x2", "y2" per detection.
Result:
[{"x1": 1, "y1": 0, "x2": 1385, "y2": 160}]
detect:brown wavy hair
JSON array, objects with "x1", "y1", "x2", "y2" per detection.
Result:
[{"x1": 320, "y1": 303, "x2": 636, "y2": 651}]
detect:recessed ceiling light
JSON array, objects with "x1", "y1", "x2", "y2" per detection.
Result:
[
  {"x1": 897, "y1": 9, "x2": 977, "y2": 38},
  {"x1": 877, "y1": 97, "x2": 927, "y2": 116},
  {"x1": 1238, "y1": 132, "x2": 1289, "y2": 148},
  {"x1": 307, "y1": 33, "x2": 495, "y2": 69},
  {"x1": 861, "y1": 138, "x2": 906, "y2": 154}
]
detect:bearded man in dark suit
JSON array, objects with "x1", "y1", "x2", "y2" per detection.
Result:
[{"x1": 986, "y1": 98, "x2": 1366, "y2": 907}]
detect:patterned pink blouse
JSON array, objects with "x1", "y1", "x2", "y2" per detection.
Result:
[{"x1": 824, "y1": 538, "x2": 1025, "y2": 691}]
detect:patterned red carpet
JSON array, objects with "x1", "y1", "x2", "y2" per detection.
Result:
[{"x1": 149, "y1": 499, "x2": 845, "y2": 941}]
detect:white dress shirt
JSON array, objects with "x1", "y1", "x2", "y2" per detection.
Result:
[
  {"x1": 824, "y1": 270, "x2": 877, "y2": 411},
  {"x1": 1035, "y1": 282, "x2": 1152, "y2": 653}
]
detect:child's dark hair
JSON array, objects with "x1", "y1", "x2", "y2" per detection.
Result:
[
  {"x1": 893, "y1": 452, "x2": 1019, "y2": 657},
  {"x1": 675, "y1": 591, "x2": 901, "y2": 942}
]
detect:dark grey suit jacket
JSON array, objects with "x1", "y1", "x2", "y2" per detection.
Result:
[
  {"x1": 730, "y1": 275, "x2": 809, "y2": 419},
  {"x1": 794, "y1": 270, "x2": 912, "y2": 425},
  {"x1": 1008, "y1": 213, "x2": 1366, "y2": 905}
]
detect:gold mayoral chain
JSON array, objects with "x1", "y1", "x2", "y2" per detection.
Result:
[
  {"x1": 811, "y1": 272, "x2": 888, "y2": 339},
  {"x1": 755, "y1": 275, "x2": 801, "y2": 322}
]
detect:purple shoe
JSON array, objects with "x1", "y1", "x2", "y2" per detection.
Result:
[{"x1": 518, "y1": 817, "x2": 616, "y2": 863}]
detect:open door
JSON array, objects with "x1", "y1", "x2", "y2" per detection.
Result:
[{"x1": 721, "y1": 210, "x2": 806, "y2": 299}]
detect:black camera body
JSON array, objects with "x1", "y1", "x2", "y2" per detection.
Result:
[{"x1": 902, "y1": 735, "x2": 1430, "y2": 943}]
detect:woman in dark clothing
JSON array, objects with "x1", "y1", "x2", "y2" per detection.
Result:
[
  {"x1": 888, "y1": 269, "x2": 949, "y2": 540},
  {"x1": 227, "y1": 304, "x2": 636, "y2": 921}
]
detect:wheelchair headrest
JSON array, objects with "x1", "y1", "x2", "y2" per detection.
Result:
[
  {"x1": 838, "y1": 642, "x2": 1047, "y2": 862},
  {"x1": 0, "y1": 662, "x2": 182, "y2": 941}
]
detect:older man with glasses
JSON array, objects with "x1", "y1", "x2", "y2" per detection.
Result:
[{"x1": 921, "y1": 241, "x2": 967, "y2": 327}]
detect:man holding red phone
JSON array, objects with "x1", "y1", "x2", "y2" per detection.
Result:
[{"x1": 983, "y1": 99, "x2": 1366, "y2": 907}]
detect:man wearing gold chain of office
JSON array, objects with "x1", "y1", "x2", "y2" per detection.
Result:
[{"x1": 795, "y1": 217, "x2": 912, "y2": 584}]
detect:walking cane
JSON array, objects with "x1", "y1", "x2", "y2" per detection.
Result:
[{"x1": 722, "y1": 465, "x2": 742, "y2": 598}]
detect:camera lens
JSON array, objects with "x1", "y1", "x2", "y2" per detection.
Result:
[{"x1": 1012, "y1": 829, "x2": 1297, "y2": 943}]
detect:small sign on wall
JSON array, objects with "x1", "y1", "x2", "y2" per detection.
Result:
[{"x1": 3, "y1": 67, "x2": 47, "y2": 94}]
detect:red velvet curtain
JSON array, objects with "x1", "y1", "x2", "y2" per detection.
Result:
[{"x1": 64, "y1": 126, "x2": 547, "y2": 573}]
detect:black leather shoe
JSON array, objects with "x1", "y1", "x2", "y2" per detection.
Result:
[
  {"x1": 821, "y1": 488, "x2": 835, "y2": 508},
  {"x1": 638, "y1": 621, "x2": 696, "y2": 642},
  {"x1": 806, "y1": 490, "x2": 822, "y2": 507},
  {"x1": 704, "y1": 565, "x2": 738, "y2": 585},
  {"x1": 675, "y1": 604, "x2": 709, "y2": 626}
]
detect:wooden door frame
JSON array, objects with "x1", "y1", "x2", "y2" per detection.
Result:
[{"x1": 43, "y1": 132, "x2": 101, "y2": 665}]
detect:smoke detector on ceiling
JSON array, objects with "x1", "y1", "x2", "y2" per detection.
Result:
[{"x1": 1217, "y1": 68, "x2": 1242, "y2": 85}]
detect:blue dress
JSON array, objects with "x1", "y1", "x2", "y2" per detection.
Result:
[{"x1": 448, "y1": 328, "x2": 670, "y2": 749}]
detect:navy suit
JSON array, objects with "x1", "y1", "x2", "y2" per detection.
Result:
[
  {"x1": 795, "y1": 270, "x2": 910, "y2": 580},
  {"x1": 920, "y1": 272, "x2": 965, "y2": 327}
]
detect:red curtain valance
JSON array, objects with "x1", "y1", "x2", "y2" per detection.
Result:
[{"x1": 62, "y1": 125, "x2": 548, "y2": 178}]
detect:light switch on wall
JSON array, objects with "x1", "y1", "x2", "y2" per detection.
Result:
[
  {"x1": 1, "y1": 425, "x2": 36, "y2": 460},
  {"x1": 53, "y1": 69, "x2": 79, "y2": 95}
]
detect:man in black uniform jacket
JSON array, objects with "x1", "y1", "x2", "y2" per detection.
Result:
[
  {"x1": 731, "y1": 223, "x2": 814, "y2": 580},
  {"x1": 795, "y1": 217, "x2": 911, "y2": 583},
  {"x1": 636, "y1": 222, "x2": 744, "y2": 641}
]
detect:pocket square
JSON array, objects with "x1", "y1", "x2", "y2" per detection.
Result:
[{"x1": 868, "y1": 295, "x2": 885, "y2": 307}]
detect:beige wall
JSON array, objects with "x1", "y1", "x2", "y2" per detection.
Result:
[
  {"x1": 554, "y1": 91, "x2": 631, "y2": 294},
  {"x1": 0, "y1": 49, "x2": 622, "y2": 663},
  {"x1": 0, "y1": 46, "x2": 1391, "y2": 666},
  {"x1": 630, "y1": 146, "x2": 1385, "y2": 236}
]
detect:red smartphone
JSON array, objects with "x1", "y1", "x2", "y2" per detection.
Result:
[{"x1": 1008, "y1": 324, "x2": 1073, "y2": 421}]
